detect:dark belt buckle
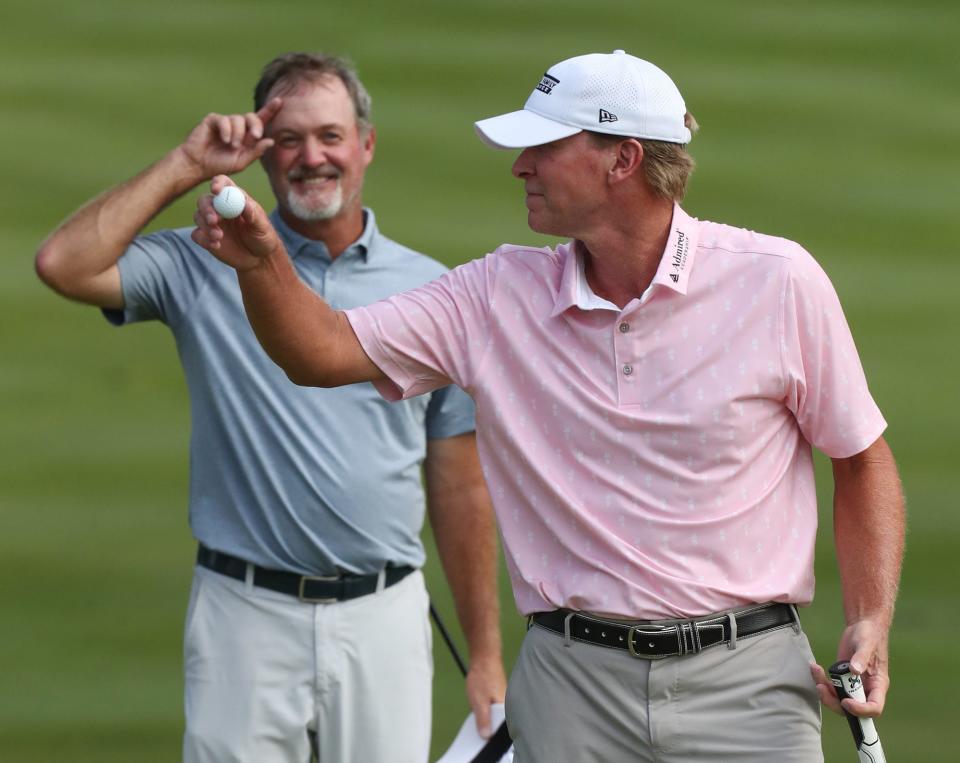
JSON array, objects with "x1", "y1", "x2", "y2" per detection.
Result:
[
  {"x1": 298, "y1": 574, "x2": 340, "y2": 603},
  {"x1": 627, "y1": 623, "x2": 678, "y2": 659}
]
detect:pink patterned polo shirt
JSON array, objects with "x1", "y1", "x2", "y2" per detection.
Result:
[{"x1": 345, "y1": 204, "x2": 886, "y2": 619}]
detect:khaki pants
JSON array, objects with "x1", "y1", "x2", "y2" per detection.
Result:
[
  {"x1": 182, "y1": 564, "x2": 433, "y2": 763},
  {"x1": 506, "y1": 619, "x2": 822, "y2": 762}
]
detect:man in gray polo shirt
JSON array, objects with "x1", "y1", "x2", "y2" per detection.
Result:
[{"x1": 35, "y1": 52, "x2": 505, "y2": 762}]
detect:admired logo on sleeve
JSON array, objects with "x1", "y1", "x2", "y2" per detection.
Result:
[
  {"x1": 535, "y1": 73, "x2": 560, "y2": 95},
  {"x1": 599, "y1": 109, "x2": 618, "y2": 123}
]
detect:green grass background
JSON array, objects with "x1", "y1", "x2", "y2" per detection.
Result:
[{"x1": 2, "y1": 0, "x2": 957, "y2": 759}]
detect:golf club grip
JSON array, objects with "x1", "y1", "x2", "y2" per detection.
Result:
[{"x1": 828, "y1": 661, "x2": 886, "y2": 763}]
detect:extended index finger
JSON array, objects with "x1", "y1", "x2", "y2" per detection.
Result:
[
  {"x1": 255, "y1": 96, "x2": 283, "y2": 126},
  {"x1": 810, "y1": 663, "x2": 843, "y2": 714}
]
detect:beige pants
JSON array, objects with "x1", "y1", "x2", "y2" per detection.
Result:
[
  {"x1": 182, "y1": 564, "x2": 433, "y2": 763},
  {"x1": 506, "y1": 619, "x2": 822, "y2": 762}
]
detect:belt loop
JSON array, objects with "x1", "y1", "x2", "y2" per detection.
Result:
[
  {"x1": 563, "y1": 612, "x2": 575, "y2": 647},
  {"x1": 789, "y1": 604, "x2": 801, "y2": 634},
  {"x1": 375, "y1": 568, "x2": 386, "y2": 593},
  {"x1": 726, "y1": 612, "x2": 738, "y2": 650},
  {"x1": 244, "y1": 562, "x2": 255, "y2": 591}
]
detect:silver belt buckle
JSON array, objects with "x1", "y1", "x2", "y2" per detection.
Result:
[
  {"x1": 298, "y1": 574, "x2": 340, "y2": 603},
  {"x1": 626, "y1": 623, "x2": 676, "y2": 659}
]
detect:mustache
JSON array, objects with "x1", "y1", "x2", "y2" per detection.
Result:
[{"x1": 288, "y1": 165, "x2": 341, "y2": 182}]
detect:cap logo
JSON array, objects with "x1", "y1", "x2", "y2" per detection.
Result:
[
  {"x1": 535, "y1": 73, "x2": 560, "y2": 95},
  {"x1": 599, "y1": 109, "x2": 619, "y2": 124}
]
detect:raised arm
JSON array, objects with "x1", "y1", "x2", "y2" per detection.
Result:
[
  {"x1": 424, "y1": 432, "x2": 506, "y2": 738},
  {"x1": 35, "y1": 99, "x2": 282, "y2": 308},
  {"x1": 811, "y1": 435, "x2": 905, "y2": 718},
  {"x1": 191, "y1": 177, "x2": 383, "y2": 388}
]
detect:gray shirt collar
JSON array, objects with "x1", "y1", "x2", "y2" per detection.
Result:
[{"x1": 269, "y1": 207, "x2": 379, "y2": 263}]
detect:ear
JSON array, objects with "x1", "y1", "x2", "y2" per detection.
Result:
[
  {"x1": 608, "y1": 138, "x2": 643, "y2": 185},
  {"x1": 363, "y1": 125, "x2": 377, "y2": 167}
]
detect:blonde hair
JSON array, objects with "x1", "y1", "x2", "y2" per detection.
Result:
[{"x1": 589, "y1": 112, "x2": 699, "y2": 201}]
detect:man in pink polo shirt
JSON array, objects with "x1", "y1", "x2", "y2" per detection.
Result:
[{"x1": 193, "y1": 50, "x2": 904, "y2": 762}]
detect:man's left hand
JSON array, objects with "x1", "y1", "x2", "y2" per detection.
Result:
[
  {"x1": 466, "y1": 653, "x2": 508, "y2": 738},
  {"x1": 810, "y1": 618, "x2": 890, "y2": 718}
]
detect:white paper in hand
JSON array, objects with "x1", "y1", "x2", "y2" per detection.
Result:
[{"x1": 436, "y1": 703, "x2": 513, "y2": 763}]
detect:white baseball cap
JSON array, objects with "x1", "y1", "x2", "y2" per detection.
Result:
[{"x1": 475, "y1": 49, "x2": 691, "y2": 149}]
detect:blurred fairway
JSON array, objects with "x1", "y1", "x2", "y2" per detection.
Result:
[{"x1": 2, "y1": 0, "x2": 957, "y2": 759}]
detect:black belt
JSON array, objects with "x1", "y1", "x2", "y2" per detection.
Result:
[
  {"x1": 530, "y1": 602, "x2": 797, "y2": 659},
  {"x1": 196, "y1": 545, "x2": 415, "y2": 603}
]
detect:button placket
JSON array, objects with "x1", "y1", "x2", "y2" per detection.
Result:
[
  {"x1": 615, "y1": 316, "x2": 636, "y2": 380},
  {"x1": 614, "y1": 310, "x2": 642, "y2": 405}
]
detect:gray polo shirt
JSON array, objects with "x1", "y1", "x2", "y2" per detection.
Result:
[{"x1": 105, "y1": 209, "x2": 475, "y2": 575}]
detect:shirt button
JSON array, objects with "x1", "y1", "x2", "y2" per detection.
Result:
[
  {"x1": 618, "y1": 322, "x2": 630, "y2": 333},
  {"x1": 623, "y1": 364, "x2": 633, "y2": 376}
]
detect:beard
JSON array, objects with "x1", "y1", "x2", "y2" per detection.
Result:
[
  {"x1": 286, "y1": 181, "x2": 344, "y2": 221},
  {"x1": 285, "y1": 164, "x2": 347, "y2": 221}
]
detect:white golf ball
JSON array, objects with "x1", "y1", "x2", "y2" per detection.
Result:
[{"x1": 213, "y1": 186, "x2": 246, "y2": 219}]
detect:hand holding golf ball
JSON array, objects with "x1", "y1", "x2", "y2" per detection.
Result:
[
  {"x1": 192, "y1": 179, "x2": 281, "y2": 269},
  {"x1": 213, "y1": 186, "x2": 246, "y2": 219}
]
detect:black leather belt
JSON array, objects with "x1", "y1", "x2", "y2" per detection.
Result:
[
  {"x1": 530, "y1": 603, "x2": 797, "y2": 659},
  {"x1": 196, "y1": 545, "x2": 415, "y2": 603}
]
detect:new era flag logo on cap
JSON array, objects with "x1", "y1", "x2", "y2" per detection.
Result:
[{"x1": 475, "y1": 49, "x2": 691, "y2": 149}]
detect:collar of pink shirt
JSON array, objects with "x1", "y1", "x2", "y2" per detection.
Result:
[{"x1": 551, "y1": 204, "x2": 700, "y2": 316}]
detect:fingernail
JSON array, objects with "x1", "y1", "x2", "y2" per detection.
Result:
[{"x1": 851, "y1": 660, "x2": 864, "y2": 673}]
